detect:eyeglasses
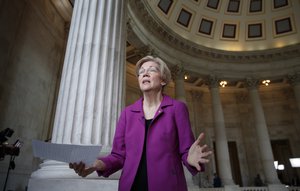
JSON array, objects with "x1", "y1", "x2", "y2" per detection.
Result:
[{"x1": 137, "y1": 66, "x2": 160, "y2": 76}]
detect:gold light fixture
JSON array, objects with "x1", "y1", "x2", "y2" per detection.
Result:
[
  {"x1": 262, "y1": 80, "x2": 270, "y2": 86},
  {"x1": 219, "y1": 81, "x2": 227, "y2": 88},
  {"x1": 184, "y1": 75, "x2": 188, "y2": 80}
]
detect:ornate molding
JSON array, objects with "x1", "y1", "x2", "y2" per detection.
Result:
[
  {"x1": 245, "y1": 78, "x2": 259, "y2": 89},
  {"x1": 206, "y1": 75, "x2": 219, "y2": 88},
  {"x1": 133, "y1": 45, "x2": 157, "y2": 58},
  {"x1": 128, "y1": 0, "x2": 300, "y2": 63},
  {"x1": 171, "y1": 64, "x2": 185, "y2": 80},
  {"x1": 287, "y1": 72, "x2": 300, "y2": 86}
]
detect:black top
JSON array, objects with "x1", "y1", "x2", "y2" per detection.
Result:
[{"x1": 131, "y1": 119, "x2": 152, "y2": 191}]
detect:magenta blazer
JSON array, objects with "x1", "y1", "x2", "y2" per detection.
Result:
[{"x1": 98, "y1": 95, "x2": 200, "y2": 191}]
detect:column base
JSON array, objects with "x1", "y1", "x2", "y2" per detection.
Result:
[
  {"x1": 28, "y1": 159, "x2": 121, "y2": 191},
  {"x1": 267, "y1": 184, "x2": 288, "y2": 191},
  {"x1": 188, "y1": 186, "x2": 201, "y2": 191},
  {"x1": 184, "y1": 166, "x2": 197, "y2": 188},
  {"x1": 224, "y1": 185, "x2": 240, "y2": 191},
  {"x1": 28, "y1": 178, "x2": 119, "y2": 191},
  {"x1": 183, "y1": 166, "x2": 203, "y2": 190},
  {"x1": 30, "y1": 160, "x2": 79, "y2": 179}
]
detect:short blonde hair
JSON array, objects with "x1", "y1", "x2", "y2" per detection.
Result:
[{"x1": 135, "y1": 56, "x2": 172, "y2": 86}]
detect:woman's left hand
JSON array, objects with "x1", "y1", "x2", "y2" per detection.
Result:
[{"x1": 187, "y1": 133, "x2": 212, "y2": 171}]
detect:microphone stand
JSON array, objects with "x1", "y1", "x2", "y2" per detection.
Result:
[{"x1": 3, "y1": 155, "x2": 15, "y2": 191}]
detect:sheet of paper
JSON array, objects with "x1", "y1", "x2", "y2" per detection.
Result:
[{"x1": 32, "y1": 140, "x2": 102, "y2": 166}]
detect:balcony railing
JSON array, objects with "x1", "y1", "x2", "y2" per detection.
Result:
[{"x1": 240, "y1": 187, "x2": 268, "y2": 191}]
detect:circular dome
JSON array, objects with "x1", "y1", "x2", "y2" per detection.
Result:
[{"x1": 144, "y1": 0, "x2": 300, "y2": 51}]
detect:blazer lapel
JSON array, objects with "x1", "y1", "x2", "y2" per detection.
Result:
[
  {"x1": 151, "y1": 95, "x2": 173, "y2": 125},
  {"x1": 130, "y1": 95, "x2": 174, "y2": 126},
  {"x1": 130, "y1": 97, "x2": 145, "y2": 126}
]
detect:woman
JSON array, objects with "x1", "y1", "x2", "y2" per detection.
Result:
[{"x1": 70, "y1": 56, "x2": 212, "y2": 191}]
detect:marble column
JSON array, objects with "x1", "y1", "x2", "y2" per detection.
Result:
[
  {"x1": 28, "y1": 0, "x2": 126, "y2": 190},
  {"x1": 190, "y1": 90, "x2": 209, "y2": 188},
  {"x1": 246, "y1": 79, "x2": 286, "y2": 191},
  {"x1": 208, "y1": 76, "x2": 235, "y2": 186},
  {"x1": 172, "y1": 64, "x2": 186, "y2": 103},
  {"x1": 190, "y1": 90, "x2": 204, "y2": 136},
  {"x1": 171, "y1": 64, "x2": 198, "y2": 188},
  {"x1": 287, "y1": 73, "x2": 300, "y2": 112}
]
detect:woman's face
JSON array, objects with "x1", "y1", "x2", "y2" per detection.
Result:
[{"x1": 137, "y1": 61, "x2": 164, "y2": 93}]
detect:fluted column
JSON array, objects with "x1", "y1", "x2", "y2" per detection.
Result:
[
  {"x1": 246, "y1": 78, "x2": 281, "y2": 185},
  {"x1": 190, "y1": 90, "x2": 204, "y2": 136},
  {"x1": 29, "y1": 0, "x2": 126, "y2": 184},
  {"x1": 172, "y1": 64, "x2": 186, "y2": 103},
  {"x1": 171, "y1": 64, "x2": 198, "y2": 188},
  {"x1": 287, "y1": 73, "x2": 300, "y2": 112},
  {"x1": 51, "y1": 0, "x2": 126, "y2": 150},
  {"x1": 208, "y1": 76, "x2": 235, "y2": 186}
]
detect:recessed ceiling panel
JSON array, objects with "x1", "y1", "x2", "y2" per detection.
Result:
[
  {"x1": 158, "y1": 0, "x2": 173, "y2": 14},
  {"x1": 249, "y1": 0, "x2": 262, "y2": 12},
  {"x1": 199, "y1": 18, "x2": 214, "y2": 36},
  {"x1": 275, "y1": 17, "x2": 292, "y2": 35},
  {"x1": 273, "y1": 0, "x2": 288, "y2": 9},
  {"x1": 207, "y1": 0, "x2": 220, "y2": 9},
  {"x1": 227, "y1": 0, "x2": 240, "y2": 13},
  {"x1": 222, "y1": 24, "x2": 237, "y2": 39},
  {"x1": 177, "y1": 8, "x2": 192, "y2": 28},
  {"x1": 248, "y1": 23, "x2": 262, "y2": 38}
]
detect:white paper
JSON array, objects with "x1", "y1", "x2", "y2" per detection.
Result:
[{"x1": 32, "y1": 140, "x2": 102, "y2": 166}]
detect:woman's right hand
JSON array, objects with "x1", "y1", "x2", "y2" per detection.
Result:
[{"x1": 69, "y1": 159, "x2": 106, "y2": 177}]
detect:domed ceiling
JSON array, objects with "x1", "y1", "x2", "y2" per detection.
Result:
[
  {"x1": 127, "y1": 0, "x2": 300, "y2": 83},
  {"x1": 145, "y1": 0, "x2": 300, "y2": 51},
  {"x1": 53, "y1": 0, "x2": 300, "y2": 89}
]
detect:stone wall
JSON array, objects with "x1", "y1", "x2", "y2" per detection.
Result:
[{"x1": 0, "y1": 0, "x2": 67, "y2": 190}]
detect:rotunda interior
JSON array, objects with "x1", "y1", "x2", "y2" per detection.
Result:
[{"x1": 0, "y1": 0, "x2": 299, "y2": 190}]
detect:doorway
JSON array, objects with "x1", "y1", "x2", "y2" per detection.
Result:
[
  {"x1": 271, "y1": 139, "x2": 299, "y2": 185},
  {"x1": 214, "y1": 141, "x2": 243, "y2": 186}
]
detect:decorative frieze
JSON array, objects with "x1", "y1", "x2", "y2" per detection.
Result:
[
  {"x1": 171, "y1": 64, "x2": 185, "y2": 81},
  {"x1": 206, "y1": 75, "x2": 220, "y2": 88},
  {"x1": 134, "y1": 45, "x2": 157, "y2": 58},
  {"x1": 287, "y1": 72, "x2": 300, "y2": 86},
  {"x1": 128, "y1": 0, "x2": 300, "y2": 63},
  {"x1": 245, "y1": 78, "x2": 259, "y2": 90}
]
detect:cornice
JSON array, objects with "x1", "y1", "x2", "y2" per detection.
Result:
[{"x1": 128, "y1": 0, "x2": 300, "y2": 64}]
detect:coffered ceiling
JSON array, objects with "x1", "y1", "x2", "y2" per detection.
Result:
[
  {"x1": 146, "y1": 0, "x2": 300, "y2": 51},
  {"x1": 53, "y1": 0, "x2": 300, "y2": 89},
  {"x1": 126, "y1": 0, "x2": 300, "y2": 89}
]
